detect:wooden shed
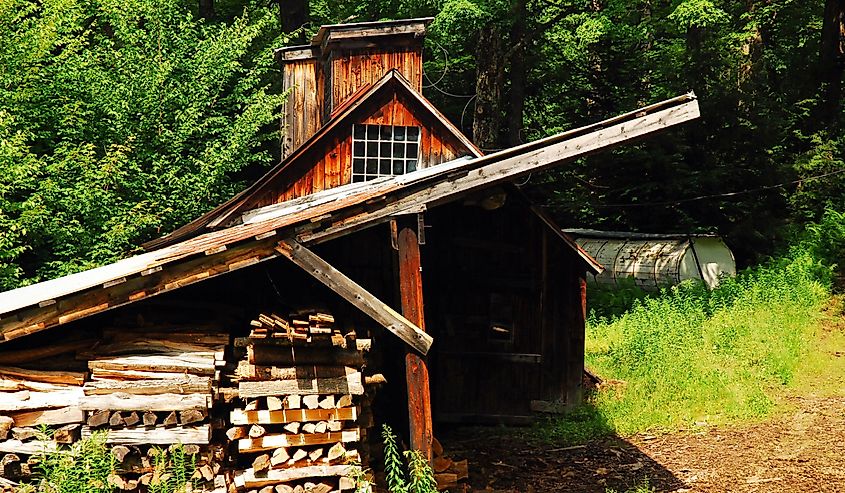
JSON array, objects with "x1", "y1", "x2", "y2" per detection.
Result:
[{"x1": 0, "y1": 18, "x2": 699, "y2": 491}]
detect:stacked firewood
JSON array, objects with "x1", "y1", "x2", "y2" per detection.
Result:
[
  {"x1": 0, "y1": 365, "x2": 86, "y2": 480},
  {"x1": 431, "y1": 438, "x2": 469, "y2": 492},
  {"x1": 228, "y1": 310, "x2": 368, "y2": 492},
  {"x1": 79, "y1": 330, "x2": 229, "y2": 490}
]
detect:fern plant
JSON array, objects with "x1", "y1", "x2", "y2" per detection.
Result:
[
  {"x1": 381, "y1": 424, "x2": 441, "y2": 493},
  {"x1": 148, "y1": 444, "x2": 199, "y2": 493}
]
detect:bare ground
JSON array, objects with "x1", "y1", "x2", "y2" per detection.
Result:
[{"x1": 440, "y1": 395, "x2": 845, "y2": 492}]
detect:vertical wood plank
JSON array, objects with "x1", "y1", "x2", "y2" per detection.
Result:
[{"x1": 397, "y1": 222, "x2": 433, "y2": 462}]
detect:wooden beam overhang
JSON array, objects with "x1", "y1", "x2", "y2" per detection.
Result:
[
  {"x1": 0, "y1": 93, "x2": 699, "y2": 345},
  {"x1": 273, "y1": 240, "x2": 433, "y2": 354}
]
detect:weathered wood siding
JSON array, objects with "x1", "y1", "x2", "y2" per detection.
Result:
[
  {"x1": 253, "y1": 94, "x2": 469, "y2": 206},
  {"x1": 423, "y1": 197, "x2": 586, "y2": 422},
  {"x1": 281, "y1": 55, "x2": 325, "y2": 159},
  {"x1": 329, "y1": 48, "x2": 423, "y2": 111}
]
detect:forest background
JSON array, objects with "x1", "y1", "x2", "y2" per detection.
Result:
[{"x1": 1, "y1": 0, "x2": 843, "y2": 289}]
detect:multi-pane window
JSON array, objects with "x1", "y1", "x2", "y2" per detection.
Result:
[{"x1": 352, "y1": 124, "x2": 420, "y2": 182}]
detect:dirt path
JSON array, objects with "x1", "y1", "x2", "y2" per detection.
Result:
[{"x1": 440, "y1": 395, "x2": 845, "y2": 492}]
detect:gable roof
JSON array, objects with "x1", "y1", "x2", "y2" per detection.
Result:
[
  {"x1": 0, "y1": 92, "x2": 699, "y2": 345},
  {"x1": 143, "y1": 70, "x2": 481, "y2": 251}
]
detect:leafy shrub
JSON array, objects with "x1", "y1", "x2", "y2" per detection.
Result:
[{"x1": 381, "y1": 424, "x2": 440, "y2": 493}]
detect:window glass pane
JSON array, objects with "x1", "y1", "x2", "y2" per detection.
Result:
[
  {"x1": 353, "y1": 158, "x2": 364, "y2": 174},
  {"x1": 406, "y1": 145, "x2": 418, "y2": 159},
  {"x1": 352, "y1": 175, "x2": 365, "y2": 183},
  {"x1": 380, "y1": 125, "x2": 392, "y2": 140},
  {"x1": 366, "y1": 142, "x2": 378, "y2": 156},
  {"x1": 394, "y1": 127, "x2": 405, "y2": 140},
  {"x1": 380, "y1": 142, "x2": 391, "y2": 157},
  {"x1": 406, "y1": 127, "x2": 419, "y2": 140},
  {"x1": 353, "y1": 141, "x2": 365, "y2": 156},
  {"x1": 367, "y1": 125, "x2": 380, "y2": 139},
  {"x1": 393, "y1": 143, "x2": 405, "y2": 158},
  {"x1": 366, "y1": 158, "x2": 378, "y2": 174},
  {"x1": 393, "y1": 160, "x2": 405, "y2": 175},
  {"x1": 406, "y1": 159, "x2": 417, "y2": 172},
  {"x1": 379, "y1": 159, "x2": 391, "y2": 175},
  {"x1": 353, "y1": 125, "x2": 366, "y2": 140}
]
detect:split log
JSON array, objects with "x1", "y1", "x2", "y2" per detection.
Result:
[
  {"x1": 0, "y1": 366, "x2": 85, "y2": 386},
  {"x1": 81, "y1": 424, "x2": 211, "y2": 445},
  {"x1": 327, "y1": 421, "x2": 342, "y2": 432},
  {"x1": 87, "y1": 410, "x2": 111, "y2": 427},
  {"x1": 0, "y1": 439, "x2": 57, "y2": 454},
  {"x1": 79, "y1": 393, "x2": 209, "y2": 411},
  {"x1": 230, "y1": 408, "x2": 357, "y2": 426},
  {"x1": 226, "y1": 426, "x2": 248, "y2": 441},
  {"x1": 301, "y1": 423, "x2": 316, "y2": 434},
  {"x1": 314, "y1": 421, "x2": 328, "y2": 433},
  {"x1": 83, "y1": 377, "x2": 211, "y2": 395},
  {"x1": 248, "y1": 425, "x2": 266, "y2": 438},
  {"x1": 326, "y1": 443, "x2": 345, "y2": 461},
  {"x1": 290, "y1": 448, "x2": 307, "y2": 463},
  {"x1": 88, "y1": 354, "x2": 216, "y2": 376},
  {"x1": 286, "y1": 395, "x2": 301, "y2": 409},
  {"x1": 123, "y1": 412, "x2": 140, "y2": 427},
  {"x1": 336, "y1": 395, "x2": 352, "y2": 408},
  {"x1": 237, "y1": 430, "x2": 359, "y2": 453},
  {"x1": 266, "y1": 396, "x2": 284, "y2": 411},
  {"x1": 308, "y1": 483, "x2": 332, "y2": 493},
  {"x1": 433, "y1": 456, "x2": 452, "y2": 473},
  {"x1": 0, "y1": 454, "x2": 21, "y2": 479},
  {"x1": 179, "y1": 409, "x2": 206, "y2": 425},
  {"x1": 109, "y1": 412, "x2": 125, "y2": 427},
  {"x1": 245, "y1": 400, "x2": 260, "y2": 411},
  {"x1": 435, "y1": 473, "x2": 457, "y2": 491},
  {"x1": 11, "y1": 406, "x2": 84, "y2": 427},
  {"x1": 143, "y1": 411, "x2": 158, "y2": 427},
  {"x1": 252, "y1": 454, "x2": 271, "y2": 474},
  {"x1": 283, "y1": 422, "x2": 300, "y2": 434},
  {"x1": 233, "y1": 465, "x2": 353, "y2": 489},
  {"x1": 0, "y1": 417, "x2": 12, "y2": 439},
  {"x1": 11, "y1": 427, "x2": 37, "y2": 441},
  {"x1": 162, "y1": 411, "x2": 179, "y2": 427},
  {"x1": 53, "y1": 424, "x2": 80, "y2": 444},
  {"x1": 270, "y1": 447, "x2": 290, "y2": 466},
  {"x1": 0, "y1": 389, "x2": 83, "y2": 412},
  {"x1": 302, "y1": 395, "x2": 319, "y2": 409},
  {"x1": 449, "y1": 459, "x2": 469, "y2": 481},
  {"x1": 112, "y1": 445, "x2": 132, "y2": 463},
  {"x1": 318, "y1": 396, "x2": 335, "y2": 409},
  {"x1": 275, "y1": 485, "x2": 294, "y2": 493}
]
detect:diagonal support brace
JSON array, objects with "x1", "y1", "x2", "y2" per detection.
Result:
[{"x1": 275, "y1": 239, "x2": 434, "y2": 355}]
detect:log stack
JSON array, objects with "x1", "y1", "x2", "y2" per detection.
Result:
[
  {"x1": 79, "y1": 330, "x2": 229, "y2": 491},
  {"x1": 229, "y1": 310, "x2": 367, "y2": 492},
  {"x1": 0, "y1": 366, "x2": 86, "y2": 480},
  {"x1": 431, "y1": 437, "x2": 469, "y2": 492}
]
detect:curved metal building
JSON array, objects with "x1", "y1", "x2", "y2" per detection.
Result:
[{"x1": 564, "y1": 229, "x2": 736, "y2": 290}]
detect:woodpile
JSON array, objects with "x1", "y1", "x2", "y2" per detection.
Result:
[
  {"x1": 229, "y1": 310, "x2": 367, "y2": 492},
  {"x1": 79, "y1": 329, "x2": 228, "y2": 491},
  {"x1": 0, "y1": 365, "x2": 86, "y2": 480},
  {"x1": 431, "y1": 437, "x2": 469, "y2": 492}
]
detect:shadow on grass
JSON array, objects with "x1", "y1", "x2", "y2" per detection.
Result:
[{"x1": 437, "y1": 400, "x2": 685, "y2": 493}]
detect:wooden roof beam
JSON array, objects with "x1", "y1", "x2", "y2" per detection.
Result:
[{"x1": 274, "y1": 239, "x2": 433, "y2": 355}]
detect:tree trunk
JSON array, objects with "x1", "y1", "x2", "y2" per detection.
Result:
[
  {"x1": 198, "y1": 0, "x2": 214, "y2": 20},
  {"x1": 820, "y1": 0, "x2": 845, "y2": 123},
  {"x1": 473, "y1": 24, "x2": 504, "y2": 150},
  {"x1": 507, "y1": 0, "x2": 527, "y2": 147},
  {"x1": 280, "y1": 0, "x2": 309, "y2": 44}
]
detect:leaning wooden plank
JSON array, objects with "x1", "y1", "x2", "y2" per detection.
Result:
[
  {"x1": 238, "y1": 371, "x2": 363, "y2": 397},
  {"x1": 0, "y1": 439, "x2": 57, "y2": 455},
  {"x1": 79, "y1": 393, "x2": 209, "y2": 411},
  {"x1": 81, "y1": 424, "x2": 210, "y2": 445},
  {"x1": 237, "y1": 430, "x2": 359, "y2": 453},
  {"x1": 275, "y1": 240, "x2": 432, "y2": 354},
  {"x1": 0, "y1": 367, "x2": 85, "y2": 386},
  {"x1": 83, "y1": 376, "x2": 212, "y2": 395},
  {"x1": 10, "y1": 407, "x2": 85, "y2": 427},
  {"x1": 88, "y1": 354, "x2": 216, "y2": 375},
  {"x1": 233, "y1": 465, "x2": 354, "y2": 489},
  {"x1": 229, "y1": 407, "x2": 357, "y2": 426},
  {"x1": 103, "y1": 330, "x2": 229, "y2": 346},
  {"x1": 79, "y1": 341, "x2": 224, "y2": 360},
  {"x1": 0, "y1": 389, "x2": 83, "y2": 412}
]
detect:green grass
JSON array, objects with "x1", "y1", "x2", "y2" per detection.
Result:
[{"x1": 579, "y1": 248, "x2": 836, "y2": 436}]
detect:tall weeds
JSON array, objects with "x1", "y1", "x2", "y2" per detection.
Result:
[{"x1": 584, "y1": 215, "x2": 838, "y2": 435}]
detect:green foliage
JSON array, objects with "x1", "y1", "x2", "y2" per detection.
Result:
[
  {"x1": 536, "y1": 401, "x2": 614, "y2": 445},
  {"x1": 29, "y1": 430, "x2": 116, "y2": 492},
  {"x1": 587, "y1": 277, "x2": 655, "y2": 321},
  {"x1": 381, "y1": 424, "x2": 440, "y2": 493},
  {"x1": 605, "y1": 478, "x2": 656, "y2": 493},
  {"x1": 24, "y1": 433, "x2": 199, "y2": 493},
  {"x1": 584, "y1": 239, "x2": 831, "y2": 435},
  {"x1": 0, "y1": 0, "x2": 285, "y2": 287}
]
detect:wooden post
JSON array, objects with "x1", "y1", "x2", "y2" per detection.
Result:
[{"x1": 396, "y1": 218, "x2": 433, "y2": 462}]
